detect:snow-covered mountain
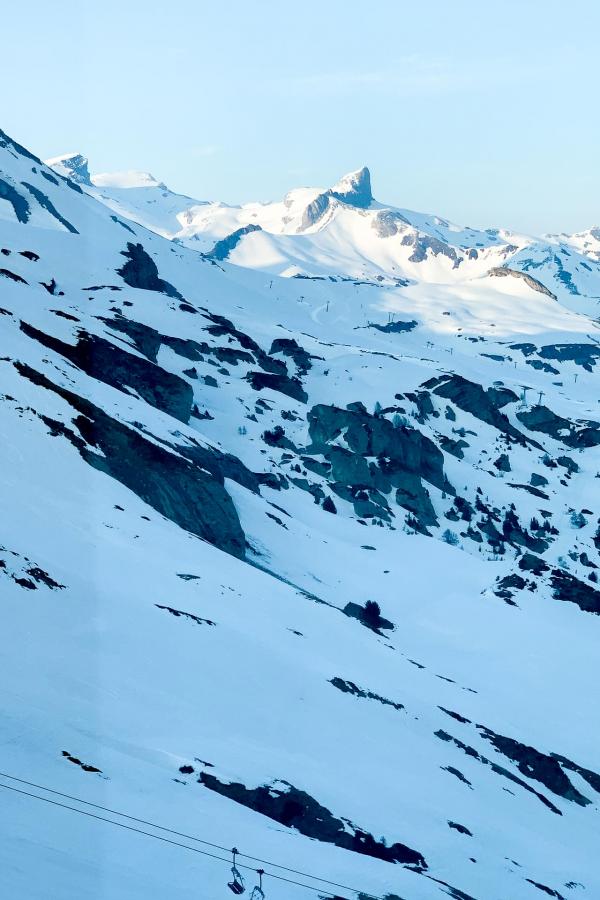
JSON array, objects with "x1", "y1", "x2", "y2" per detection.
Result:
[
  {"x1": 1, "y1": 128, "x2": 599, "y2": 900},
  {"x1": 48, "y1": 152, "x2": 600, "y2": 305}
]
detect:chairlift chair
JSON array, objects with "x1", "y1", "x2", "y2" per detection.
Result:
[
  {"x1": 250, "y1": 869, "x2": 265, "y2": 900},
  {"x1": 228, "y1": 848, "x2": 245, "y2": 895}
]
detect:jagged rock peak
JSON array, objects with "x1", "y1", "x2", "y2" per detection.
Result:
[
  {"x1": 45, "y1": 152, "x2": 92, "y2": 186},
  {"x1": 330, "y1": 166, "x2": 372, "y2": 208},
  {"x1": 300, "y1": 166, "x2": 373, "y2": 230}
]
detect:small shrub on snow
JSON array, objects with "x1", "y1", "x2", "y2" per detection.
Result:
[
  {"x1": 442, "y1": 528, "x2": 460, "y2": 546},
  {"x1": 363, "y1": 600, "x2": 381, "y2": 626}
]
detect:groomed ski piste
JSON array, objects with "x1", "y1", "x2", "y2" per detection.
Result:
[{"x1": 1, "y1": 129, "x2": 600, "y2": 899}]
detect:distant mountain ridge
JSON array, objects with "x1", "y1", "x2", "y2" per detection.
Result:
[{"x1": 47, "y1": 151, "x2": 600, "y2": 300}]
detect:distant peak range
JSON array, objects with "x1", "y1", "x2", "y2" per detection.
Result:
[
  {"x1": 45, "y1": 151, "x2": 600, "y2": 299},
  {"x1": 46, "y1": 152, "x2": 166, "y2": 190}
]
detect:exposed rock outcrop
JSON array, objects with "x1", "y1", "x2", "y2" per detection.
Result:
[
  {"x1": 301, "y1": 167, "x2": 373, "y2": 230},
  {"x1": 22, "y1": 182, "x2": 78, "y2": 233},
  {"x1": 371, "y1": 209, "x2": 410, "y2": 238},
  {"x1": 435, "y1": 730, "x2": 561, "y2": 815},
  {"x1": 550, "y1": 569, "x2": 600, "y2": 614},
  {"x1": 477, "y1": 726, "x2": 590, "y2": 806},
  {"x1": 305, "y1": 402, "x2": 451, "y2": 529},
  {"x1": 117, "y1": 242, "x2": 182, "y2": 299},
  {"x1": 330, "y1": 166, "x2": 373, "y2": 209},
  {"x1": 517, "y1": 405, "x2": 600, "y2": 449},
  {"x1": 368, "y1": 319, "x2": 417, "y2": 334},
  {"x1": 204, "y1": 224, "x2": 262, "y2": 261},
  {"x1": 424, "y1": 374, "x2": 532, "y2": 445},
  {"x1": 246, "y1": 370, "x2": 308, "y2": 403},
  {"x1": 20, "y1": 321, "x2": 194, "y2": 423},
  {"x1": 0, "y1": 177, "x2": 30, "y2": 223},
  {"x1": 199, "y1": 772, "x2": 426, "y2": 867},
  {"x1": 402, "y1": 232, "x2": 460, "y2": 267},
  {"x1": 15, "y1": 363, "x2": 246, "y2": 559},
  {"x1": 47, "y1": 153, "x2": 93, "y2": 187},
  {"x1": 301, "y1": 191, "x2": 331, "y2": 230},
  {"x1": 489, "y1": 267, "x2": 557, "y2": 300}
]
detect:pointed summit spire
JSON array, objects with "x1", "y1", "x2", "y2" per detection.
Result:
[
  {"x1": 330, "y1": 166, "x2": 372, "y2": 209},
  {"x1": 299, "y1": 166, "x2": 373, "y2": 230}
]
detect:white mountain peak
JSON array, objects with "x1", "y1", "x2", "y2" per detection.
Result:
[
  {"x1": 330, "y1": 165, "x2": 373, "y2": 208},
  {"x1": 91, "y1": 170, "x2": 165, "y2": 190}
]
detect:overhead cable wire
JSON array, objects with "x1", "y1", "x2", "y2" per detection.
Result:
[{"x1": 0, "y1": 774, "x2": 386, "y2": 900}]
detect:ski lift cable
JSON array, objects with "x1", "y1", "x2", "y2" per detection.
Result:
[
  {"x1": 0, "y1": 769, "x2": 372, "y2": 890},
  {"x1": 0, "y1": 780, "x2": 336, "y2": 896},
  {"x1": 0, "y1": 778, "x2": 384, "y2": 900},
  {"x1": 0, "y1": 774, "x2": 377, "y2": 896},
  {"x1": 0, "y1": 770, "x2": 232, "y2": 851}
]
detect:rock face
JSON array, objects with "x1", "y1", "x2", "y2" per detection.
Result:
[
  {"x1": 46, "y1": 153, "x2": 93, "y2": 186},
  {"x1": 0, "y1": 177, "x2": 31, "y2": 223},
  {"x1": 511, "y1": 342, "x2": 600, "y2": 372},
  {"x1": 199, "y1": 772, "x2": 426, "y2": 867},
  {"x1": 0, "y1": 267, "x2": 27, "y2": 283},
  {"x1": 308, "y1": 403, "x2": 451, "y2": 492},
  {"x1": 330, "y1": 676, "x2": 404, "y2": 710},
  {"x1": 550, "y1": 569, "x2": 600, "y2": 614},
  {"x1": 489, "y1": 267, "x2": 557, "y2": 300},
  {"x1": 394, "y1": 471, "x2": 438, "y2": 527},
  {"x1": 494, "y1": 453, "x2": 511, "y2": 472},
  {"x1": 117, "y1": 242, "x2": 182, "y2": 299},
  {"x1": 246, "y1": 370, "x2": 308, "y2": 403},
  {"x1": 27, "y1": 313, "x2": 260, "y2": 494},
  {"x1": 371, "y1": 209, "x2": 410, "y2": 238},
  {"x1": 16, "y1": 363, "x2": 246, "y2": 559},
  {"x1": 424, "y1": 374, "x2": 527, "y2": 442},
  {"x1": 477, "y1": 726, "x2": 591, "y2": 806},
  {"x1": 103, "y1": 313, "x2": 255, "y2": 370},
  {"x1": 402, "y1": 232, "x2": 460, "y2": 267},
  {"x1": 517, "y1": 405, "x2": 600, "y2": 449},
  {"x1": 22, "y1": 182, "x2": 78, "y2": 233},
  {"x1": 301, "y1": 191, "x2": 331, "y2": 230},
  {"x1": 369, "y1": 319, "x2": 417, "y2": 334},
  {"x1": 205, "y1": 223, "x2": 262, "y2": 261},
  {"x1": 268, "y1": 337, "x2": 315, "y2": 374},
  {"x1": 20, "y1": 321, "x2": 194, "y2": 423},
  {"x1": 301, "y1": 167, "x2": 373, "y2": 229},
  {"x1": 538, "y1": 343, "x2": 600, "y2": 372},
  {"x1": 330, "y1": 166, "x2": 373, "y2": 209},
  {"x1": 306, "y1": 402, "x2": 451, "y2": 529},
  {"x1": 435, "y1": 729, "x2": 562, "y2": 815},
  {"x1": 80, "y1": 413, "x2": 246, "y2": 558},
  {"x1": 0, "y1": 127, "x2": 40, "y2": 163}
]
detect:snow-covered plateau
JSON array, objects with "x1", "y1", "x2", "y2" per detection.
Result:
[{"x1": 1, "y1": 130, "x2": 599, "y2": 900}]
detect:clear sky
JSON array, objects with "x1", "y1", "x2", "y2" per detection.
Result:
[{"x1": 2, "y1": 0, "x2": 599, "y2": 234}]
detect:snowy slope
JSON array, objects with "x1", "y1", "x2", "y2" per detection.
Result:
[
  {"x1": 46, "y1": 151, "x2": 210, "y2": 239},
  {"x1": 0, "y1": 129, "x2": 598, "y2": 900}
]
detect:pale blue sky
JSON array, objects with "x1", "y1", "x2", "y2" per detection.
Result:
[{"x1": 3, "y1": 1, "x2": 599, "y2": 233}]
